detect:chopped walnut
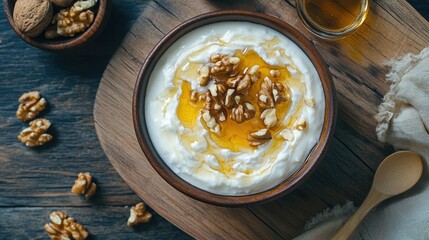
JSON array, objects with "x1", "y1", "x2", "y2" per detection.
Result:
[
  {"x1": 224, "y1": 88, "x2": 235, "y2": 109},
  {"x1": 203, "y1": 91, "x2": 227, "y2": 121},
  {"x1": 247, "y1": 65, "x2": 261, "y2": 82},
  {"x1": 270, "y1": 69, "x2": 281, "y2": 78},
  {"x1": 71, "y1": 172, "x2": 97, "y2": 199},
  {"x1": 234, "y1": 95, "x2": 241, "y2": 105},
  {"x1": 190, "y1": 90, "x2": 198, "y2": 103},
  {"x1": 305, "y1": 98, "x2": 316, "y2": 108},
  {"x1": 294, "y1": 117, "x2": 307, "y2": 131},
  {"x1": 279, "y1": 128, "x2": 294, "y2": 141},
  {"x1": 260, "y1": 108, "x2": 278, "y2": 129},
  {"x1": 56, "y1": 6, "x2": 94, "y2": 37},
  {"x1": 44, "y1": 211, "x2": 89, "y2": 240},
  {"x1": 231, "y1": 102, "x2": 255, "y2": 124},
  {"x1": 248, "y1": 129, "x2": 272, "y2": 147},
  {"x1": 210, "y1": 54, "x2": 240, "y2": 76},
  {"x1": 209, "y1": 83, "x2": 227, "y2": 98},
  {"x1": 197, "y1": 54, "x2": 241, "y2": 87},
  {"x1": 198, "y1": 65, "x2": 210, "y2": 86},
  {"x1": 16, "y1": 91, "x2": 47, "y2": 122},
  {"x1": 127, "y1": 202, "x2": 152, "y2": 227},
  {"x1": 195, "y1": 54, "x2": 263, "y2": 135},
  {"x1": 201, "y1": 109, "x2": 221, "y2": 134},
  {"x1": 258, "y1": 77, "x2": 286, "y2": 110},
  {"x1": 18, "y1": 118, "x2": 53, "y2": 147},
  {"x1": 226, "y1": 75, "x2": 240, "y2": 88},
  {"x1": 236, "y1": 75, "x2": 252, "y2": 94}
]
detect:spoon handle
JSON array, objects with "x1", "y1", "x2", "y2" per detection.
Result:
[{"x1": 332, "y1": 190, "x2": 387, "y2": 240}]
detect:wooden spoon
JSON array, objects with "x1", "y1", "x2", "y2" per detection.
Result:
[{"x1": 332, "y1": 151, "x2": 423, "y2": 240}]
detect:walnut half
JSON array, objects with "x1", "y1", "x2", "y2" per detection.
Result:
[
  {"x1": 18, "y1": 118, "x2": 53, "y2": 147},
  {"x1": 127, "y1": 202, "x2": 152, "y2": 227},
  {"x1": 71, "y1": 172, "x2": 97, "y2": 199},
  {"x1": 231, "y1": 102, "x2": 256, "y2": 124},
  {"x1": 16, "y1": 91, "x2": 47, "y2": 122},
  {"x1": 44, "y1": 211, "x2": 89, "y2": 240},
  {"x1": 258, "y1": 77, "x2": 286, "y2": 110},
  {"x1": 248, "y1": 129, "x2": 272, "y2": 147}
]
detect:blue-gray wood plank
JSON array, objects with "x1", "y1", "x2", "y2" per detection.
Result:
[{"x1": 0, "y1": 0, "x2": 427, "y2": 239}]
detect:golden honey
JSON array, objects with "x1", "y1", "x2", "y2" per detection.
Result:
[
  {"x1": 303, "y1": 0, "x2": 363, "y2": 31},
  {"x1": 175, "y1": 49, "x2": 303, "y2": 153}
]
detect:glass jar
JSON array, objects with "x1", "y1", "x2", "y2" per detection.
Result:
[{"x1": 296, "y1": 0, "x2": 369, "y2": 39}]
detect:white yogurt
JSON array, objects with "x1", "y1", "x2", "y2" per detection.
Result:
[{"x1": 145, "y1": 22, "x2": 325, "y2": 196}]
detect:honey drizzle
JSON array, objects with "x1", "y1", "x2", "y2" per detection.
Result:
[{"x1": 170, "y1": 43, "x2": 306, "y2": 176}]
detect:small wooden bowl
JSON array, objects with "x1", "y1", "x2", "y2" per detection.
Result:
[
  {"x1": 3, "y1": 0, "x2": 109, "y2": 51},
  {"x1": 133, "y1": 10, "x2": 336, "y2": 207}
]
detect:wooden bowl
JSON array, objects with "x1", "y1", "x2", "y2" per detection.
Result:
[
  {"x1": 3, "y1": 0, "x2": 109, "y2": 51},
  {"x1": 133, "y1": 10, "x2": 336, "y2": 207}
]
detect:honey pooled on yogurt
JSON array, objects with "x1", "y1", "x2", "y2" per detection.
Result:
[{"x1": 175, "y1": 48, "x2": 306, "y2": 154}]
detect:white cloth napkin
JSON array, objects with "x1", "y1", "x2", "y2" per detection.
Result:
[{"x1": 294, "y1": 48, "x2": 429, "y2": 240}]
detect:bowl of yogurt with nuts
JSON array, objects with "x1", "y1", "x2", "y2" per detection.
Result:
[{"x1": 133, "y1": 11, "x2": 336, "y2": 206}]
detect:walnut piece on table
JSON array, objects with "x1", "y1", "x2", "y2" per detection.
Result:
[
  {"x1": 16, "y1": 91, "x2": 47, "y2": 122},
  {"x1": 44, "y1": 211, "x2": 89, "y2": 240},
  {"x1": 17, "y1": 118, "x2": 53, "y2": 147},
  {"x1": 56, "y1": 6, "x2": 95, "y2": 37},
  {"x1": 71, "y1": 172, "x2": 97, "y2": 199},
  {"x1": 127, "y1": 202, "x2": 152, "y2": 227}
]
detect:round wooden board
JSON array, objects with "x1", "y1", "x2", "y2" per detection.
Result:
[
  {"x1": 94, "y1": 0, "x2": 429, "y2": 239},
  {"x1": 93, "y1": 2, "x2": 284, "y2": 240}
]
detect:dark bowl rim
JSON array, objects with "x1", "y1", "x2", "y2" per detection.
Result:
[
  {"x1": 133, "y1": 10, "x2": 337, "y2": 207},
  {"x1": 3, "y1": 0, "x2": 110, "y2": 51}
]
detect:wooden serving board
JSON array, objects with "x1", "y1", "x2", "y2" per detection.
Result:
[{"x1": 93, "y1": 0, "x2": 429, "y2": 239}]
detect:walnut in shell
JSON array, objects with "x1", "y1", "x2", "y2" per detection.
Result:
[
  {"x1": 127, "y1": 202, "x2": 152, "y2": 227},
  {"x1": 18, "y1": 118, "x2": 53, "y2": 147},
  {"x1": 71, "y1": 172, "x2": 97, "y2": 199},
  {"x1": 16, "y1": 91, "x2": 47, "y2": 122},
  {"x1": 13, "y1": 0, "x2": 53, "y2": 37},
  {"x1": 44, "y1": 211, "x2": 89, "y2": 240}
]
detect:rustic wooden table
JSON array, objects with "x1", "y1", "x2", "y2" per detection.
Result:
[{"x1": 0, "y1": 1, "x2": 427, "y2": 239}]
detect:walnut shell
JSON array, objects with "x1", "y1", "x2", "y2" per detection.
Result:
[
  {"x1": 13, "y1": 0, "x2": 53, "y2": 38},
  {"x1": 50, "y1": 0, "x2": 75, "y2": 7}
]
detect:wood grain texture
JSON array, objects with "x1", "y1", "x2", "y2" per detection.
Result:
[
  {"x1": 0, "y1": 0, "x2": 190, "y2": 239},
  {"x1": 0, "y1": 0, "x2": 428, "y2": 239},
  {"x1": 93, "y1": 0, "x2": 429, "y2": 239},
  {"x1": 0, "y1": 207, "x2": 190, "y2": 239}
]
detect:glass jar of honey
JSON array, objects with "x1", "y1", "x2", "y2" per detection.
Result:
[{"x1": 296, "y1": 0, "x2": 369, "y2": 39}]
